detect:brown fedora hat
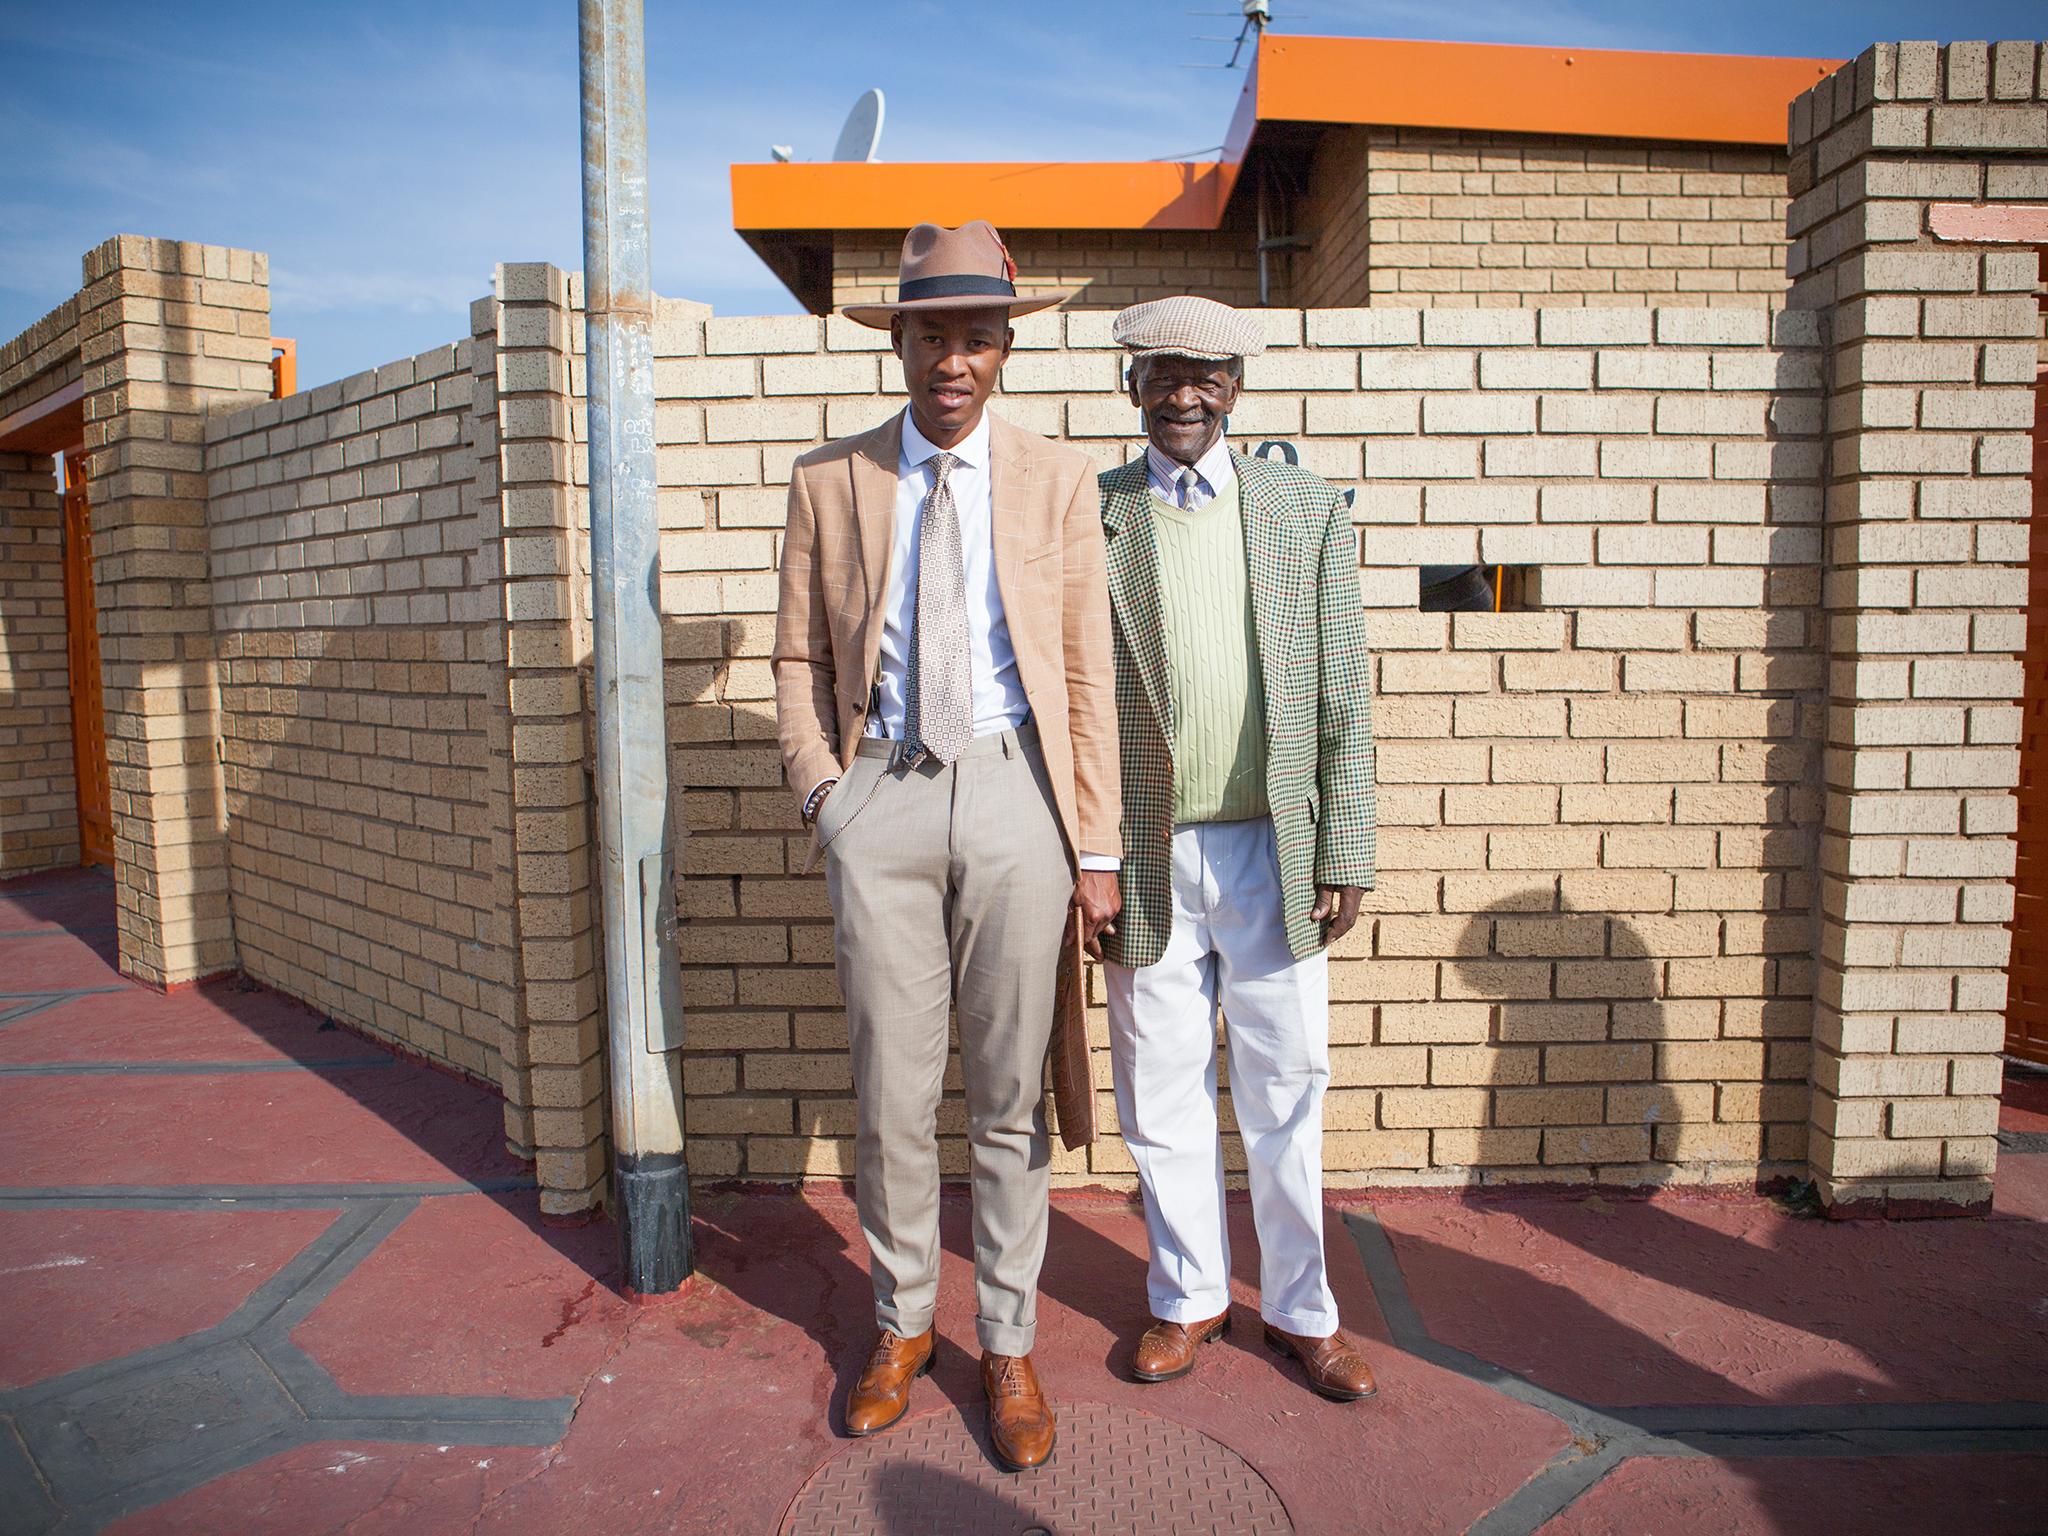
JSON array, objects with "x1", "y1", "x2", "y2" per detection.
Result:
[{"x1": 840, "y1": 220, "x2": 1070, "y2": 329}]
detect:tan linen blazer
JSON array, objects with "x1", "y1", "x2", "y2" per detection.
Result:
[{"x1": 772, "y1": 409, "x2": 1122, "y2": 868}]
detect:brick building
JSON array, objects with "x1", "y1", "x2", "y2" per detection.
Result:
[
  {"x1": 733, "y1": 36, "x2": 1836, "y2": 315},
  {"x1": 1, "y1": 39, "x2": 2045, "y2": 1223}
]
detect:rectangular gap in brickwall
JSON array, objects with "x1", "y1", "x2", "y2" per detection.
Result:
[{"x1": 1419, "y1": 564, "x2": 1535, "y2": 614}]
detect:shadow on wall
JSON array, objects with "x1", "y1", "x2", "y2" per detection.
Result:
[
  {"x1": 1449, "y1": 896, "x2": 1803, "y2": 1183},
  {"x1": 665, "y1": 611, "x2": 847, "y2": 1178},
  {"x1": 216, "y1": 623, "x2": 515, "y2": 1088}
]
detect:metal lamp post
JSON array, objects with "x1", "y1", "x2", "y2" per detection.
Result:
[{"x1": 578, "y1": 0, "x2": 691, "y2": 1293}]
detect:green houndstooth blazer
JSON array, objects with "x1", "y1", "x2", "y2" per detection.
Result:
[{"x1": 1098, "y1": 452, "x2": 1376, "y2": 968}]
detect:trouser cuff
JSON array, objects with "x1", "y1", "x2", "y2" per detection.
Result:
[
  {"x1": 977, "y1": 1316, "x2": 1037, "y2": 1357},
  {"x1": 877, "y1": 1304, "x2": 934, "y2": 1340},
  {"x1": 1151, "y1": 1292, "x2": 1232, "y2": 1324},
  {"x1": 1261, "y1": 1303, "x2": 1339, "y2": 1336}
]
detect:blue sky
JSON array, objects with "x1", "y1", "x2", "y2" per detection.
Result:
[{"x1": 2, "y1": 1, "x2": 2036, "y2": 388}]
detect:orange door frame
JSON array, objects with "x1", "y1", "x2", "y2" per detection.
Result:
[{"x1": 60, "y1": 450, "x2": 114, "y2": 868}]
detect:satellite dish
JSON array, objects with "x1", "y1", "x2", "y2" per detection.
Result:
[
  {"x1": 769, "y1": 145, "x2": 794, "y2": 162},
  {"x1": 832, "y1": 89, "x2": 885, "y2": 163}
]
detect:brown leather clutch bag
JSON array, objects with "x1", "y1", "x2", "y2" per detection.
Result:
[{"x1": 1049, "y1": 906, "x2": 1096, "y2": 1151}]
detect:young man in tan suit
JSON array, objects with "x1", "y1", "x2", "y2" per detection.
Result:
[{"x1": 772, "y1": 221, "x2": 1122, "y2": 1471}]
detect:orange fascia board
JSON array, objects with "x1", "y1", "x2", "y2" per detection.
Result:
[
  {"x1": 732, "y1": 159, "x2": 1237, "y2": 233},
  {"x1": 1255, "y1": 35, "x2": 1838, "y2": 146}
]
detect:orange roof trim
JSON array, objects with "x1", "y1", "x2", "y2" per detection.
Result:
[
  {"x1": 732, "y1": 34, "x2": 1839, "y2": 237},
  {"x1": 1254, "y1": 35, "x2": 1837, "y2": 146},
  {"x1": 736, "y1": 161, "x2": 1235, "y2": 234}
]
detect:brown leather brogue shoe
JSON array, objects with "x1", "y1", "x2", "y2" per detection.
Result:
[
  {"x1": 981, "y1": 1352, "x2": 1056, "y2": 1471},
  {"x1": 1130, "y1": 1309, "x2": 1231, "y2": 1383},
  {"x1": 844, "y1": 1328, "x2": 934, "y2": 1436},
  {"x1": 1263, "y1": 1324, "x2": 1378, "y2": 1402}
]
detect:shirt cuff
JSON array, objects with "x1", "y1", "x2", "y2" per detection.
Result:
[{"x1": 1078, "y1": 852, "x2": 1121, "y2": 873}]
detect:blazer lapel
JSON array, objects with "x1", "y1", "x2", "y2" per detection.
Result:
[
  {"x1": 1234, "y1": 453, "x2": 1306, "y2": 713},
  {"x1": 852, "y1": 413, "x2": 903, "y2": 684},
  {"x1": 1102, "y1": 459, "x2": 1173, "y2": 741},
  {"x1": 988, "y1": 413, "x2": 1034, "y2": 631}
]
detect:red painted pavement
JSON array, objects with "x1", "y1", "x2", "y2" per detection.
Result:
[
  {"x1": 293, "y1": 1193, "x2": 633, "y2": 1400},
  {"x1": 0, "y1": 929, "x2": 123, "y2": 989},
  {"x1": 226, "y1": 1189, "x2": 1565, "y2": 1536},
  {"x1": 2002, "y1": 1069, "x2": 2048, "y2": 1134},
  {"x1": 0, "y1": 866, "x2": 117, "y2": 922},
  {"x1": 0, "y1": 981, "x2": 394, "y2": 1065},
  {"x1": 0, "y1": 1207, "x2": 336, "y2": 1387},
  {"x1": 1995, "y1": 1158, "x2": 2048, "y2": 1231},
  {"x1": 1539, "y1": 1452, "x2": 2048, "y2": 1535},
  {"x1": 101, "y1": 1441, "x2": 555, "y2": 1536},
  {"x1": 7, "y1": 866, "x2": 2048, "y2": 1534},
  {"x1": 0, "y1": 1069, "x2": 518, "y2": 1188},
  {"x1": 1377, "y1": 1185, "x2": 2048, "y2": 1407}
]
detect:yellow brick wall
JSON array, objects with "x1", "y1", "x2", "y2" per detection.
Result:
[
  {"x1": 0, "y1": 453, "x2": 79, "y2": 874},
  {"x1": 84, "y1": 237, "x2": 275, "y2": 986},
  {"x1": 205, "y1": 340, "x2": 519, "y2": 1086},
  {"x1": 1292, "y1": 127, "x2": 1373, "y2": 310},
  {"x1": 651, "y1": 301, "x2": 1828, "y2": 1191},
  {"x1": 0, "y1": 296, "x2": 82, "y2": 422},
  {"x1": 1295, "y1": 129, "x2": 1790, "y2": 310},
  {"x1": 1786, "y1": 39, "x2": 2048, "y2": 1213}
]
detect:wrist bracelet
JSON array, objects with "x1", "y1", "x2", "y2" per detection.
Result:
[{"x1": 803, "y1": 779, "x2": 837, "y2": 826}]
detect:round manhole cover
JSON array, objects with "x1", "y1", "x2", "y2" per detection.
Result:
[{"x1": 778, "y1": 1401, "x2": 1293, "y2": 1536}]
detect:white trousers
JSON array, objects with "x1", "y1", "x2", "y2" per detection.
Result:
[{"x1": 1105, "y1": 817, "x2": 1338, "y2": 1335}]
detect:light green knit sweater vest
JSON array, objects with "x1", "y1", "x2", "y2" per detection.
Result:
[{"x1": 1152, "y1": 483, "x2": 1269, "y2": 824}]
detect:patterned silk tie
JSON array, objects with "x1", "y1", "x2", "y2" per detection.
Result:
[
  {"x1": 1175, "y1": 466, "x2": 1198, "y2": 509},
  {"x1": 902, "y1": 451, "x2": 972, "y2": 766}
]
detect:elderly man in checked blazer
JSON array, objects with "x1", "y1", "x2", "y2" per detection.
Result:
[{"x1": 1095, "y1": 295, "x2": 1380, "y2": 1401}]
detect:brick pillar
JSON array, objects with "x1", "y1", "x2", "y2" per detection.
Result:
[
  {"x1": 0, "y1": 453, "x2": 80, "y2": 874},
  {"x1": 491, "y1": 263, "x2": 608, "y2": 1214},
  {"x1": 78, "y1": 237, "x2": 272, "y2": 985},
  {"x1": 1789, "y1": 43, "x2": 2047, "y2": 1214}
]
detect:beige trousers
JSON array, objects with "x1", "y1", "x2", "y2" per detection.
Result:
[{"x1": 821, "y1": 724, "x2": 1074, "y2": 1356}]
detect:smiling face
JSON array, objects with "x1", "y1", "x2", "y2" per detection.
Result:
[
  {"x1": 1128, "y1": 352, "x2": 1242, "y2": 465},
  {"x1": 890, "y1": 308, "x2": 1014, "y2": 448}
]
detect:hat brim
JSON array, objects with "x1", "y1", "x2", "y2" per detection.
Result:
[
  {"x1": 839, "y1": 290, "x2": 1071, "y2": 329},
  {"x1": 1123, "y1": 343, "x2": 1248, "y2": 362}
]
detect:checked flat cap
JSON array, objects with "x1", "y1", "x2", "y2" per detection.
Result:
[{"x1": 1111, "y1": 295, "x2": 1267, "y2": 362}]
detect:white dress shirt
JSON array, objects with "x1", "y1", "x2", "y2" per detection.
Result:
[
  {"x1": 1145, "y1": 436, "x2": 1235, "y2": 512},
  {"x1": 869, "y1": 408, "x2": 1030, "y2": 742}
]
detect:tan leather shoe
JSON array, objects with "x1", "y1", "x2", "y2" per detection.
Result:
[
  {"x1": 1264, "y1": 1324, "x2": 1378, "y2": 1402},
  {"x1": 844, "y1": 1328, "x2": 934, "y2": 1436},
  {"x1": 1130, "y1": 1309, "x2": 1232, "y2": 1383},
  {"x1": 981, "y1": 1352, "x2": 1056, "y2": 1471}
]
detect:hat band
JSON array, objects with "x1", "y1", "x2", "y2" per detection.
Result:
[{"x1": 895, "y1": 273, "x2": 1018, "y2": 303}]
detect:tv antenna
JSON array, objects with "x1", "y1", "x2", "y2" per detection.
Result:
[{"x1": 1183, "y1": 0, "x2": 1285, "y2": 69}]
